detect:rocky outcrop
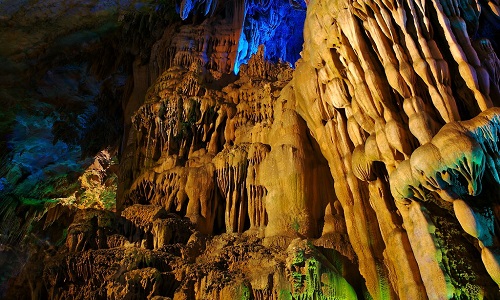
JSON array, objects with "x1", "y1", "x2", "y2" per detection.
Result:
[
  {"x1": 121, "y1": 46, "x2": 336, "y2": 242},
  {"x1": 286, "y1": 0, "x2": 500, "y2": 298},
  {"x1": 5, "y1": 38, "x2": 359, "y2": 299},
  {"x1": 3, "y1": 0, "x2": 500, "y2": 299},
  {"x1": 5, "y1": 202, "x2": 361, "y2": 300}
]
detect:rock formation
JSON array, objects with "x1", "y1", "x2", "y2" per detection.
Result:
[
  {"x1": 1, "y1": 0, "x2": 500, "y2": 299},
  {"x1": 287, "y1": 0, "x2": 500, "y2": 297}
]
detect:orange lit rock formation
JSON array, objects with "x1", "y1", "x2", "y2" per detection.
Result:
[{"x1": 3, "y1": 0, "x2": 500, "y2": 299}]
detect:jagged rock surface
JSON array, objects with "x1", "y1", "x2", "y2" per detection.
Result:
[
  {"x1": 2, "y1": 0, "x2": 500, "y2": 299},
  {"x1": 287, "y1": 0, "x2": 500, "y2": 298},
  {"x1": 6, "y1": 203, "x2": 361, "y2": 300},
  {"x1": 121, "y1": 46, "x2": 335, "y2": 242}
]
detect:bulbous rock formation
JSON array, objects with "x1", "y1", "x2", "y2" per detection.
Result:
[
  {"x1": 286, "y1": 0, "x2": 500, "y2": 298},
  {"x1": 122, "y1": 47, "x2": 335, "y2": 241},
  {"x1": 2, "y1": 0, "x2": 500, "y2": 299}
]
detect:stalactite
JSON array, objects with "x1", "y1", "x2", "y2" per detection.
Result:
[
  {"x1": 214, "y1": 146, "x2": 249, "y2": 233},
  {"x1": 293, "y1": 0, "x2": 500, "y2": 297}
]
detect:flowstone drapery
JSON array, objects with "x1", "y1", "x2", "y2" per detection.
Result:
[
  {"x1": 288, "y1": 0, "x2": 500, "y2": 298},
  {"x1": 3, "y1": 0, "x2": 500, "y2": 298}
]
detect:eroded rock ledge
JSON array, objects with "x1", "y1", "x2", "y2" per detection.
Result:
[{"x1": 7, "y1": 203, "x2": 359, "y2": 299}]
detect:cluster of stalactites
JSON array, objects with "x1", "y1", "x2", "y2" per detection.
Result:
[
  {"x1": 125, "y1": 141, "x2": 272, "y2": 235},
  {"x1": 178, "y1": 0, "x2": 220, "y2": 20},
  {"x1": 291, "y1": 0, "x2": 500, "y2": 297},
  {"x1": 306, "y1": 0, "x2": 500, "y2": 180},
  {"x1": 131, "y1": 64, "x2": 222, "y2": 170},
  {"x1": 239, "y1": 45, "x2": 295, "y2": 82},
  {"x1": 124, "y1": 53, "x2": 290, "y2": 235},
  {"x1": 130, "y1": 56, "x2": 286, "y2": 175},
  {"x1": 149, "y1": 1, "x2": 244, "y2": 79},
  {"x1": 212, "y1": 143, "x2": 270, "y2": 233},
  {"x1": 390, "y1": 107, "x2": 500, "y2": 286},
  {"x1": 390, "y1": 108, "x2": 500, "y2": 202}
]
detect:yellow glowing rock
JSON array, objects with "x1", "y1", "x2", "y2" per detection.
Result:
[
  {"x1": 482, "y1": 247, "x2": 500, "y2": 285},
  {"x1": 453, "y1": 199, "x2": 481, "y2": 238}
]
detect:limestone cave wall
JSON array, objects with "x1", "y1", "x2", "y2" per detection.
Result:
[{"x1": 1, "y1": 0, "x2": 500, "y2": 299}]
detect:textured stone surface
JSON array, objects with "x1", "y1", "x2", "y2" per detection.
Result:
[
  {"x1": 287, "y1": 0, "x2": 500, "y2": 298},
  {"x1": 2, "y1": 0, "x2": 500, "y2": 299}
]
